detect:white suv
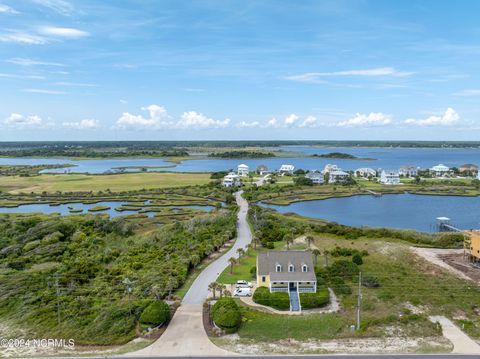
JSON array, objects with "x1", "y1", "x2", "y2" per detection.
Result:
[
  {"x1": 235, "y1": 280, "x2": 253, "y2": 288},
  {"x1": 233, "y1": 287, "x2": 251, "y2": 296}
]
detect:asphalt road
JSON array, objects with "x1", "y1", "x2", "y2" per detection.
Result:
[
  {"x1": 66, "y1": 355, "x2": 480, "y2": 359},
  {"x1": 182, "y1": 190, "x2": 252, "y2": 304}
]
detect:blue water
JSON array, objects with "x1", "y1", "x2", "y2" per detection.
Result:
[
  {"x1": 0, "y1": 201, "x2": 215, "y2": 217},
  {"x1": 260, "y1": 193, "x2": 480, "y2": 232},
  {"x1": 1, "y1": 146, "x2": 479, "y2": 174}
]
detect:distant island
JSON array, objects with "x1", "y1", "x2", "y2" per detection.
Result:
[
  {"x1": 208, "y1": 150, "x2": 275, "y2": 158},
  {"x1": 312, "y1": 152, "x2": 376, "y2": 160}
]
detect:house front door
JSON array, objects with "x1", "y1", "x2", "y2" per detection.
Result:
[{"x1": 289, "y1": 282, "x2": 296, "y2": 290}]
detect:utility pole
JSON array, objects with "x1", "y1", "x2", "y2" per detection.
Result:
[
  {"x1": 356, "y1": 271, "x2": 362, "y2": 331},
  {"x1": 54, "y1": 274, "x2": 61, "y2": 325},
  {"x1": 122, "y1": 278, "x2": 134, "y2": 315}
]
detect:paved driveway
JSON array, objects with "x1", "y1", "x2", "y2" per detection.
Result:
[{"x1": 130, "y1": 191, "x2": 250, "y2": 356}]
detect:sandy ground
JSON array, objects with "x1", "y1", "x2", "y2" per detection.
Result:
[
  {"x1": 214, "y1": 335, "x2": 452, "y2": 355},
  {"x1": 410, "y1": 247, "x2": 474, "y2": 281}
]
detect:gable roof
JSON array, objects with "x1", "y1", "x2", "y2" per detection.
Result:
[{"x1": 257, "y1": 251, "x2": 316, "y2": 281}]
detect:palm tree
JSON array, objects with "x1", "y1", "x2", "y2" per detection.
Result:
[
  {"x1": 237, "y1": 248, "x2": 245, "y2": 259},
  {"x1": 305, "y1": 235, "x2": 314, "y2": 249},
  {"x1": 311, "y1": 248, "x2": 321, "y2": 266},
  {"x1": 218, "y1": 284, "x2": 227, "y2": 298},
  {"x1": 324, "y1": 249, "x2": 330, "y2": 267},
  {"x1": 228, "y1": 257, "x2": 237, "y2": 274},
  {"x1": 208, "y1": 282, "x2": 218, "y2": 300},
  {"x1": 284, "y1": 233, "x2": 293, "y2": 250}
]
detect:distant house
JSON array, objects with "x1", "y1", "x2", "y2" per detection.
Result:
[
  {"x1": 323, "y1": 164, "x2": 340, "y2": 173},
  {"x1": 459, "y1": 164, "x2": 478, "y2": 176},
  {"x1": 399, "y1": 166, "x2": 418, "y2": 177},
  {"x1": 355, "y1": 168, "x2": 376, "y2": 178},
  {"x1": 430, "y1": 164, "x2": 450, "y2": 177},
  {"x1": 306, "y1": 171, "x2": 324, "y2": 184},
  {"x1": 237, "y1": 164, "x2": 249, "y2": 177},
  {"x1": 256, "y1": 164, "x2": 269, "y2": 175},
  {"x1": 379, "y1": 170, "x2": 400, "y2": 185},
  {"x1": 222, "y1": 172, "x2": 241, "y2": 187},
  {"x1": 478, "y1": 171, "x2": 480, "y2": 180},
  {"x1": 257, "y1": 251, "x2": 317, "y2": 311},
  {"x1": 279, "y1": 164, "x2": 295, "y2": 175},
  {"x1": 329, "y1": 170, "x2": 349, "y2": 183}
]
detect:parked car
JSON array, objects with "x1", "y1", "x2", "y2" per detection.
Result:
[
  {"x1": 236, "y1": 280, "x2": 253, "y2": 288},
  {"x1": 233, "y1": 287, "x2": 251, "y2": 297}
]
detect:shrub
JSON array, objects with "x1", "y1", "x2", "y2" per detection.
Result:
[
  {"x1": 211, "y1": 297, "x2": 242, "y2": 333},
  {"x1": 328, "y1": 259, "x2": 359, "y2": 279},
  {"x1": 352, "y1": 253, "x2": 363, "y2": 265},
  {"x1": 253, "y1": 287, "x2": 290, "y2": 310},
  {"x1": 300, "y1": 287, "x2": 329, "y2": 309},
  {"x1": 362, "y1": 274, "x2": 380, "y2": 288},
  {"x1": 330, "y1": 277, "x2": 352, "y2": 295},
  {"x1": 250, "y1": 266, "x2": 256, "y2": 278},
  {"x1": 140, "y1": 301, "x2": 171, "y2": 326}
]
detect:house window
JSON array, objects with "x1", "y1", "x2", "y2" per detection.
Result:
[
  {"x1": 262, "y1": 276, "x2": 266, "y2": 283},
  {"x1": 288, "y1": 264, "x2": 294, "y2": 272},
  {"x1": 302, "y1": 265, "x2": 308, "y2": 272},
  {"x1": 276, "y1": 264, "x2": 282, "y2": 272}
]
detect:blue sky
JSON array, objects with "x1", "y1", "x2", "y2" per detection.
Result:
[{"x1": 1, "y1": 0, "x2": 480, "y2": 141}]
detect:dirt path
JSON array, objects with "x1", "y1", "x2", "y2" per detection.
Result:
[{"x1": 430, "y1": 316, "x2": 480, "y2": 354}]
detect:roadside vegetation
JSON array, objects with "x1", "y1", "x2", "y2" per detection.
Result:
[{"x1": 0, "y1": 208, "x2": 237, "y2": 345}]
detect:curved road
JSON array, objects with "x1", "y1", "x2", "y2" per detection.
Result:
[{"x1": 131, "y1": 191, "x2": 251, "y2": 357}]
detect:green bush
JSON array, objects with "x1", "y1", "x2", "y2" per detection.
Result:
[
  {"x1": 362, "y1": 274, "x2": 380, "y2": 288},
  {"x1": 352, "y1": 253, "x2": 363, "y2": 265},
  {"x1": 328, "y1": 259, "x2": 359, "y2": 279},
  {"x1": 253, "y1": 286, "x2": 290, "y2": 310},
  {"x1": 250, "y1": 266, "x2": 256, "y2": 278},
  {"x1": 211, "y1": 297, "x2": 242, "y2": 333},
  {"x1": 300, "y1": 287, "x2": 329, "y2": 309},
  {"x1": 330, "y1": 277, "x2": 352, "y2": 295},
  {"x1": 140, "y1": 301, "x2": 171, "y2": 326}
]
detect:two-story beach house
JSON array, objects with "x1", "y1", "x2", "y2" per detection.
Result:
[
  {"x1": 237, "y1": 164, "x2": 249, "y2": 177},
  {"x1": 222, "y1": 172, "x2": 241, "y2": 187},
  {"x1": 379, "y1": 169, "x2": 400, "y2": 185},
  {"x1": 257, "y1": 251, "x2": 317, "y2": 312},
  {"x1": 399, "y1": 165, "x2": 418, "y2": 177},
  {"x1": 354, "y1": 167, "x2": 376, "y2": 178},
  {"x1": 306, "y1": 171, "x2": 325, "y2": 184},
  {"x1": 279, "y1": 164, "x2": 295, "y2": 175},
  {"x1": 430, "y1": 164, "x2": 450, "y2": 177},
  {"x1": 329, "y1": 170, "x2": 350, "y2": 183}
]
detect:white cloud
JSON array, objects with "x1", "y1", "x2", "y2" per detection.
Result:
[
  {"x1": 337, "y1": 112, "x2": 392, "y2": 127},
  {"x1": 4, "y1": 113, "x2": 44, "y2": 128},
  {"x1": 119, "y1": 99, "x2": 128, "y2": 104},
  {"x1": 299, "y1": 116, "x2": 317, "y2": 128},
  {"x1": 285, "y1": 67, "x2": 414, "y2": 83},
  {"x1": 53, "y1": 81, "x2": 97, "y2": 87},
  {"x1": 31, "y1": 0, "x2": 74, "y2": 15},
  {"x1": 265, "y1": 118, "x2": 280, "y2": 128},
  {"x1": 0, "y1": 31, "x2": 47, "y2": 45},
  {"x1": 115, "y1": 105, "x2": 229, "y2": 130},
  {"x1": 38, "y1": 26, "x2": 89, "y2": 38},
  {"x1": 453, "y1": 89, "x2": 480, "y2": 97},
  {"x1": 176, "y1": 111, "x2": 230, "y2": 129},
  {"x1": 24, "y1": 88, "x2": 66, "y2": 94},
  {"x1": 284, "y1": 113, "x2": 300, "y2": 127},
  {"x1": 0, "y1": 73, "x2": 45, "y2": 80},
  {"x1": 404, "y1": 108, "x2": 460, "y2": 126},
  {"x1": 237, "y1": 121, "x2": 260, "y2": 128},
  {"x1": 115, "y1": 105, "x2": 172, "y2": 130},
  {"x1": 0, "y1": 4, "x2": 18, "y2": 14},
  {"x1": 62, "y1": 118, "x2": 99, "y2": 129},
  {"x1": 6, "y1": 57, "x2": 64, "y2": 66}
]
